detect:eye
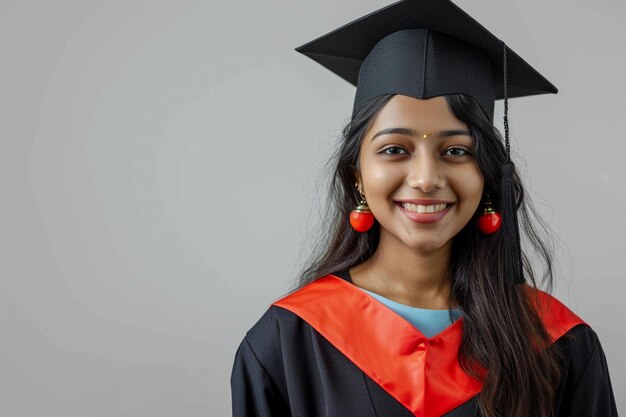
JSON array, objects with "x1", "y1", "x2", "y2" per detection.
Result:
[
  {"x1": 443, "y1": 147, "x2": 472, "y2": 157},
  {"x1": 379, "y1": 146, "x2": 408, "y2": 156}
]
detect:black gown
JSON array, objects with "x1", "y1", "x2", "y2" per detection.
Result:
[{"x1": 230, "y1": 270, "x2": 619, "y2": 416}]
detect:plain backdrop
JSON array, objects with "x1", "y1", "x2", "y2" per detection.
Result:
[{"x1": 0, "y1": 0, "x2": 624, "y2": 416}]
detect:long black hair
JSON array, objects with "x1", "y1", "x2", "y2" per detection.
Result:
[{"x1": 289, "y1": 93, "x2": 566, "y2": 417}]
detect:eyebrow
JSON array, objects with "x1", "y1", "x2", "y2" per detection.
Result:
[{"x1": 371, "y1": 127, "x2": 472, "y2": 142}]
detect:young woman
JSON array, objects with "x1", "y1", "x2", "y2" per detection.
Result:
[{"x1": 230, "y1": 1, "x2": 618, "y2": 416}]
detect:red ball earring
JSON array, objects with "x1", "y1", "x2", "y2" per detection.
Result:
[
  {"x1": 478, "y1": 194, "x2": 502, "y2": 234},
  {"x1": 349, "y1": 184, "x2": 375, "y2": 232}
]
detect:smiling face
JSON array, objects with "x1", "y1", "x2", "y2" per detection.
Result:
[{"x1": 354, "y1": 95, "x2": 484, "y2": 253}]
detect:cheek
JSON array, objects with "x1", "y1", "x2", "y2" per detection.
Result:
[
  {"x1": 453, "y1": 169, "x2": 484, "y2": 205},
  {"x1": 363, "y1": 162, "x2": 404, "y2": 194}
]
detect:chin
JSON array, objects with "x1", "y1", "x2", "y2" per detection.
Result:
[{"x1": 402, "y1": 236, "x2": 450, "y2": 252}]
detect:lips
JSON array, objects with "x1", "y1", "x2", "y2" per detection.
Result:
[
  {"x1": 394, "y1": 201, "x2": 454, "y2": 213},
  {"x1": 393, "y1": 199, "x2": 456, "y2": 205},
  {"x1": 394, "y1": 200, "x2": 456, "y2": 223},
  {"x1": 395, "y1": 201, "x2": 454, "y2": 213}
]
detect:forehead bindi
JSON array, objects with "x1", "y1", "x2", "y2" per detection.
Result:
[{"x1": 369, "y1": 127, "x2": 472, "y2": 143}]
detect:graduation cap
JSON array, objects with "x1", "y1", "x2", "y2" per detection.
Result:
[{"x1": 295, "y1": 0, "x2": 559, "y2": 286}]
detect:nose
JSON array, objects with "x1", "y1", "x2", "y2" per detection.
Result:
[{"x1": 406, "y1": 152, "x2": 446, "y2": 193}]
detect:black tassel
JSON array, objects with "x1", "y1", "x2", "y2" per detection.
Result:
[
  {"x1": 500, "y1": 161, "x2": 524, "y2": 285},
  {"x1": 501, "y1": 43, "x2": 525, "y2": 285}
]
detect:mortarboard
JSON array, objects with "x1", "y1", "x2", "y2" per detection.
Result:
[
  {"x1": 295, "y1": 0, "x2": 560, "y2": 286},
  {"x1": 294, "y1": 0, "x2": 557, "y2": 123}
]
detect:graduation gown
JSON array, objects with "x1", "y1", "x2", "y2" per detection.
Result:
[{"x1": 230, "y1": 271, "x2": 619, "y2": 416}]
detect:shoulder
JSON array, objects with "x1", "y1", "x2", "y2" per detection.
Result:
[
  {"x1": 528, "y1": 289, "x2": 611, "y2": 386},
  {"x1": 556, "y1": 321, "x2": 598, "y2": 346},
  {"x1": 240, "y1": 303, "x2": 311, "y2": 368},
  {"x1": 241, "y1": 276, "x2": 341, "y2": 365},
  {"x1": 556, "y1": 322, "x2": 602, "y2": 371},
  {"x1": 555, "y1": 322, "x2": 599, "y2": 366},
  {"x1": 524, "y1": 288, "x2": 618, "y2": 409},
  {"x1": 243, "y1": 276, "x2": 337, "y2": 353},
  {"x1": 523, "y1": 286, "x2": 588, "y2": 341},
  {"x1": 521, "y1": 287, "x2": 608, "y2": 372},
  {"x1": 553, "y1": 322, "x2": 619, "y2": 414},
  {"x1": 233, "y1": 305, "x2": 308, "y2": 398},
  {"x1": 244, "y1": 304, "x2": 306, "y2": 349}
]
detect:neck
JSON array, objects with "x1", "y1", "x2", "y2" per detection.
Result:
[{"x1": 350, "y1": 233, "x2": 455, "y2": 310}]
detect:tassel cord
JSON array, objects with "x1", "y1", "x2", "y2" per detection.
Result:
[{"x1": 500, "y1": 43, "x2": 524, "y2": 285}]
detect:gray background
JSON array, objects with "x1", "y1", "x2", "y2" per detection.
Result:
[{"x1": 0, "y1": 0, "x2": 623, "y2": 415}]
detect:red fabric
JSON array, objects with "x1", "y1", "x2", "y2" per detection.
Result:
[{"x1": 272, "y1": 274, "x2": 586, "y2": 417}]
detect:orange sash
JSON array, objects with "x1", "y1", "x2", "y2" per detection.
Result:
[{"x1": 273, "y1": 274, "x2": 586, "y2": 417}]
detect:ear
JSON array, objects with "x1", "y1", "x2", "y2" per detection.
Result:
[{"x1": 352, "y1": 167, "x2": 362, "y2": 189}]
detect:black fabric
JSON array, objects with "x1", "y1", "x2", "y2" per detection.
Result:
[
  {"x1": 230, "y1": 272, "x2": 618, "y2": 416},
  {"x1": 295, "y1": 0, "x2": 558, "y2": 122},
  {"x1": 352, "y1": 29, "x2": 495, "y2": 122}
]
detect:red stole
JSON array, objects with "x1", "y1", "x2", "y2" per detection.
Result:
[{"x1": 273, "y1": 274, "x2": 586, "y2": 417}]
